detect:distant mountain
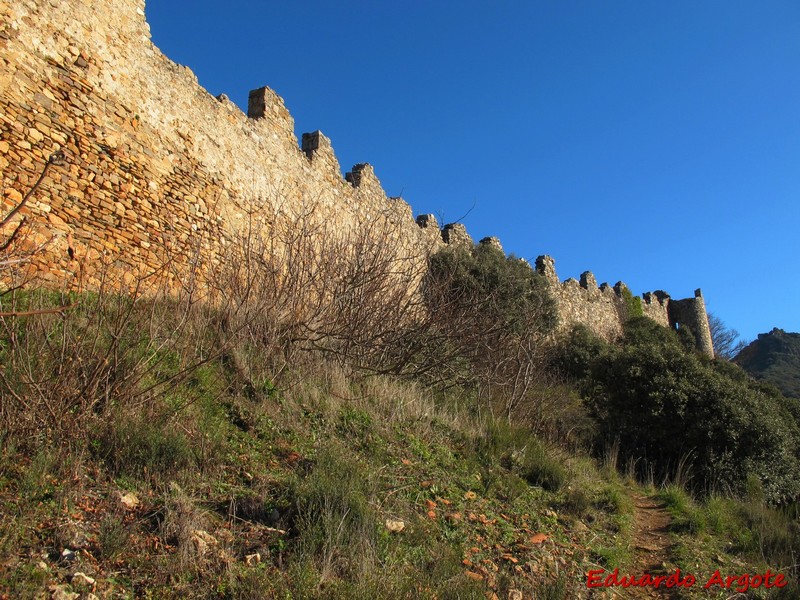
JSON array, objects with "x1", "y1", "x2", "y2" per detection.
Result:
[{"x1": 734, "y1": 328, "x2": 800, "y2": 399}]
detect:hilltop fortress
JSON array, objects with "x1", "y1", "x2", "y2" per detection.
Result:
[{"x1": 0, "y1": 0, "x2": 713, "y2": 356}]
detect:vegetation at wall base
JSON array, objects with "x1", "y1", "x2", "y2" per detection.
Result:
[
  {"x1": 3, "y1": 4, "x2": 800, "y2": 595},
  {"x1": 0, "y1": 289, "x2": 616, "y2": 598},
  {"x1": 0, "y1": 284, "x2": 797, "y2": 598},
  {"x1": 556, "y1": 317, "x2": 800, "y2": 504},
  {"x1": 1, "y1": 245, "x2": 799, "y2": 598}
]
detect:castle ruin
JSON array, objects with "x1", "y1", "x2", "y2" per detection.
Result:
[{"x1": 0, "y1": 0, "x2": 713, "y2": 357}]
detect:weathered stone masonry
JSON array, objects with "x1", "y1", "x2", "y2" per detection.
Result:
[
  {"x1": 1, "y1": 0, "x2": 433, "y2": 293},
  {"x1": 533, "y1": 255, "x2": 713, "y2": 356},
  {"x1": 668, "y1": 289, "x2": 715, "y2": 357},
  {"x1": 0, "y1": 0, "x2": 713, "y2": 356}
]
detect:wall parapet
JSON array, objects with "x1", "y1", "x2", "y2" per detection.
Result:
[
  {"x1": 301, "y1": 130, "x2": 342, "y2": 179},
  {"x1": 530, "y1": 254, "x2": 712, "y2": 355},
  {"x1": 441, "y1": 223, "x2": 473, "y2": 248}
]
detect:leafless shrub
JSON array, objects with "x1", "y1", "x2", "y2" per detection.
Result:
[
  {"x1": 208, "y1": 192, "x2": 436, "y2": 391},
  {"x1": 0, "y1": 236, "x2": 226, "y2": 447},
  {"x1": 708, "y1": 312, "x2": 747, "y2": 360}
]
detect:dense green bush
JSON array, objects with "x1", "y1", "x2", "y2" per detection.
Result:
[
  {"x1": 425, "y1": 244, "x2": 558, "y2": 417},
  {"x1": 427, "y1": 244, "x2": 557, "y2": 339},
  {"x1": 553, "y1": 324, "x2": 607, "y2": 383},
  {"x1": 558, "y1": 317, "x2": 800, "y2": 503}
]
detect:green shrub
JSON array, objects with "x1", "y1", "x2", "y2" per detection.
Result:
[
  {"x1": 702, "y1": 495, "x2": 738, "y2": 536},
  {"x1": 567, "y1": 316, "x2": 800, "y2": 503},
  {"x1": 659, "y1": 485, "x2": 705, "y2": 534},
  {"x1": 425, "y1": 244, "x2": 558, "y2": 410},
  {"x1": 521, "y1": 440, "x2": 567, "y2": 492},
  {"x1": 428, "y1": 243, "x2": 558, "y2": 338},
  {"x1": 337, "y1": 407, "x2": 373, "y2": 440},
  {"x1": 478, "y1": 419, "x2": 531, "y2": 465},
  {"x1": 553, "y1": 325, "x2": 609, "y2": 382},
  {"x1": 597, "y1": 485, "x2": 633, "y2": 517},
  {"x1": 620, "y1": 287, "x2": 644, "y2": 319},
  {"x1": 736, "y1": 500, "x2": 800, "y2": 568},
  {"x1": 98, "y1": 512, "x2": 131, "y2": 561},
  {"x1": 562, "y1": 486, "x2": 591, "y2": 517},
  {"x1": 93, "y1": 411, "x2": 194, "y2": 480},
  {"x1": 292, "y1": 443, "x2": 377, "y2": 581},
  {"x1": 476, "y1": 420, "x2": 566, "y2": 492}
]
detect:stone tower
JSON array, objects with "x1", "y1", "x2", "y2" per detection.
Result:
[{"x1": 667, "y1": 289, "x2": 715, "y2": 358}]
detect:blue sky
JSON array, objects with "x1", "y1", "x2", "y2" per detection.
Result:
[{"x1": 145, "y1": 1, "x2": 800, "y2": 342}]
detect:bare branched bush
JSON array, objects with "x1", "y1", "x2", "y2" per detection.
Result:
[
  {"x1": 0, "y1": 234, "x2": 226, "y2": 449},
  {"x1": 209, "y1": 192, "x2": 437, "y2": 392},
  {"x1": 4, "y1": 296, "x2": 173, "y2": 437},
  {"x1": 0, "y1": 145, "x2": 245, "y2": 456},
  {"x1": 2, "y1": 154, "x2": 560, "y2": 454},
  {"x1": 708, "y1": 312, "x2": 747, "y2": 360}
]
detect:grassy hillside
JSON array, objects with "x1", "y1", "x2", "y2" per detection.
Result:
[{"x1": 1, "y1": 244, "x2": 799, "y2": 598}]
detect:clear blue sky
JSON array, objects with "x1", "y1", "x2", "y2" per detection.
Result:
[{"x1": 145, "y1": 1, "x2": 800, "y2": 342}]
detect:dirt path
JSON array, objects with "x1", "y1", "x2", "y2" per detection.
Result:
[{"x1": 625, "y1": 494, "x2": 676, "y2": 599}]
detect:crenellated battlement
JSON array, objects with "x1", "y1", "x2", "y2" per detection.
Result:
[
  {"x1": 441, "y1": 223, "x2": 473, "y2": 248},
  {"x1": 528, "y1": 255, "x2": 711, "y2": 354},
  {"x1": 247, "y1": 86, "x2": 294, "y2": 132},
  {"x1": 579, "y1": 271, "x2": 598, "y2": 291}
]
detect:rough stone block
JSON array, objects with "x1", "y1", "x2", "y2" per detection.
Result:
[
  {"x1": 441, "y1": 223, "x2": 473, "y2": 248},
  {"x1": 479, "y1": 236, "x2": 503, "y2": 253},
  {"x1": 579, "y1": 271, "x2": 597, "y2": 290},
  {"x1": 416, "y1": 213, "x2": 438, "y2": 229}
]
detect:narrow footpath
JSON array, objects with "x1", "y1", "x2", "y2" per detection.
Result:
[{"x1": 626, "y1": 494, "x2": 677, "y2": 599}]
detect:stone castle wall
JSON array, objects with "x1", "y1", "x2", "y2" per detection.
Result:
[
  {"x1": 534, "y1": 255, "x2": 713, "y2": 356},
  {"x1": 1, "y1": 0, "x2": 436, "y2": 293},
  {"x1": 0, "y1": 0, "x2": 713, "y2": 356},
  {"x1": 535, "y1": 255, "x2": 670, "y2": 340}
]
